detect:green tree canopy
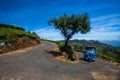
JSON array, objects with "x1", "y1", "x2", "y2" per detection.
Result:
[{"x1": 49, "y1": 13, "x2": 91, "y2": 47}]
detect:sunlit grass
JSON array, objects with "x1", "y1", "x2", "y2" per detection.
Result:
[{"x1": 0, "y1": 28, "x2": 38, "y2": 43}]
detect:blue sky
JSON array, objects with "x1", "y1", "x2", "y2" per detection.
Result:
[{"x1": 0, "y1": 0, "x2": 120, "y2": 41}]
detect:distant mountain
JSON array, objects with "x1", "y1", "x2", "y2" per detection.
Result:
[
  {"x1": 100, "y1": 41, "x2": 120, "y2": 47},
  {"x1": 58, "y1": 39, "x2": 114, "y2": 48}
]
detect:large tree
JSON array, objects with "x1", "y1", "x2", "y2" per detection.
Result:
[{"x1": 49, "y1": 13, "x2": 91, "y2": 48}]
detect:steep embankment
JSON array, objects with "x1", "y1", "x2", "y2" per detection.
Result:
[{"x1": 0, "y1": 24, "x2": 40, "y2": 54}]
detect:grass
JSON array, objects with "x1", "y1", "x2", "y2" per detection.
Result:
[
  {"x1": 97, "y1": 53, "x2": 120, "y2": 63},
  {"x1": 0, "y1": 28, "x2": 38, "y2": 43},
  {"x1": 0, "y1": 28, "x2": 37, "y2": 38}
]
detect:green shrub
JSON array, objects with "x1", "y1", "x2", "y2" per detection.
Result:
[
  {"x1": 97, "y1": 53, "x2": 120, "y2": 63},
  {"x1": 0, "y1": 24, "x2": 25, "y2": 31},
  {"x1": 58, "y1": 42, "x2": 64, "y2": 48},
  {"x1": 4, "y1": 38, "x2": 17, "y2": 44},
  {"x1": 0, "y1": 28, "x2": 38, "y2": 39}
]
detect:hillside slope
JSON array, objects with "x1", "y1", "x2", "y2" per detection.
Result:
[{"x1": 0, "y1": 24, "x2": 40, "y2": 54}]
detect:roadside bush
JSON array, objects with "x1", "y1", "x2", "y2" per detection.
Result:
[{"x1": 97, "y1": 53, "x2": 120, "y2": 63}]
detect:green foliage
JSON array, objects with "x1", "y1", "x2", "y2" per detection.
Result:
[
  {"x1": 72, "y1": 43, "x2": 84, "y2": 52},
  {"x1": 49, "y1": 13, "x2": 91, "y2": 35},
  {"x1": 4, "y1": 38, "x2": 17, "y2": 44},
  {"x1": 48, "y1": 13, "x2": 91, "y2": 47},
  {"x1": 32, "y1": 32, "x2": 40, "y2": 38},
  {"x1": 0, "y1": 24, "x2": 39, "y2": 44},
  {"x1": 0, "y1": 24, "x2": 25, "y2": 31},
  {"x1": 57, "y1": 42, "x2": 64, "y2": 48},
  {"x1": 0, "y1": 28, "x2": 37, "y2": 39},
  {"x1": 97, "y1": 53, "x2": 120, "y2": 63}
]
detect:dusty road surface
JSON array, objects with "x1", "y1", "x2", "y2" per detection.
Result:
[{"x1": 0, "y1": 41, "x2": 120, "y2": 80}]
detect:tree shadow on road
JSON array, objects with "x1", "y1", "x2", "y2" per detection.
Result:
[
  {"x1": 45, "y1": 50, "x2": 62, "y2": 57},
  {"x1": 79, "y1": 57, "x2": 84, "y2": 61}
]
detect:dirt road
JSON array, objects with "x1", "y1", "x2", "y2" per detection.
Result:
[{"x1": 0, "y1": 41, "x2": 120, "y2": 80}]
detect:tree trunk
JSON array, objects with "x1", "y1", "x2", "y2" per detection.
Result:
[
  {"x1": 64, "y1": 37, "x2": 69, "y2": 47},
  {"x1": 64, "y1": 37, "x2": 74, "y2": 60}
]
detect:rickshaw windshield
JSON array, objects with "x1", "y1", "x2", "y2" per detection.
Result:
[{"x1": 85, "y1": 47, "x2": 96, "y2": 53}]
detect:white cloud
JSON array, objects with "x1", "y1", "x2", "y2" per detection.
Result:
[
  {"x1": 84, "y1": 14, "x2": 120, "y2": 41},
  {"x1": 73, "y1": 28, "x2": 120, "y2": 41},
  {"x1": 34, "y1": 27, "x2": 63, "y2": 40},
  {"x1": 92, "y1": 22, "x2": 120, "y2": 28},
  {"x1": 91, "y1": 14, "x2": 120, "y2": 28},
  {"x1": 91, "y1": 14, "x2": 120, "y2": 22},
  {"x1": 33, "y1": 26, "x2": 120, "y2": 41}
]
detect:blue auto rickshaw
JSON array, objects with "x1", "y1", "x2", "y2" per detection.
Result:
[{"x1": 84, "y1": 47, "x2": 96, "y2": 62}]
